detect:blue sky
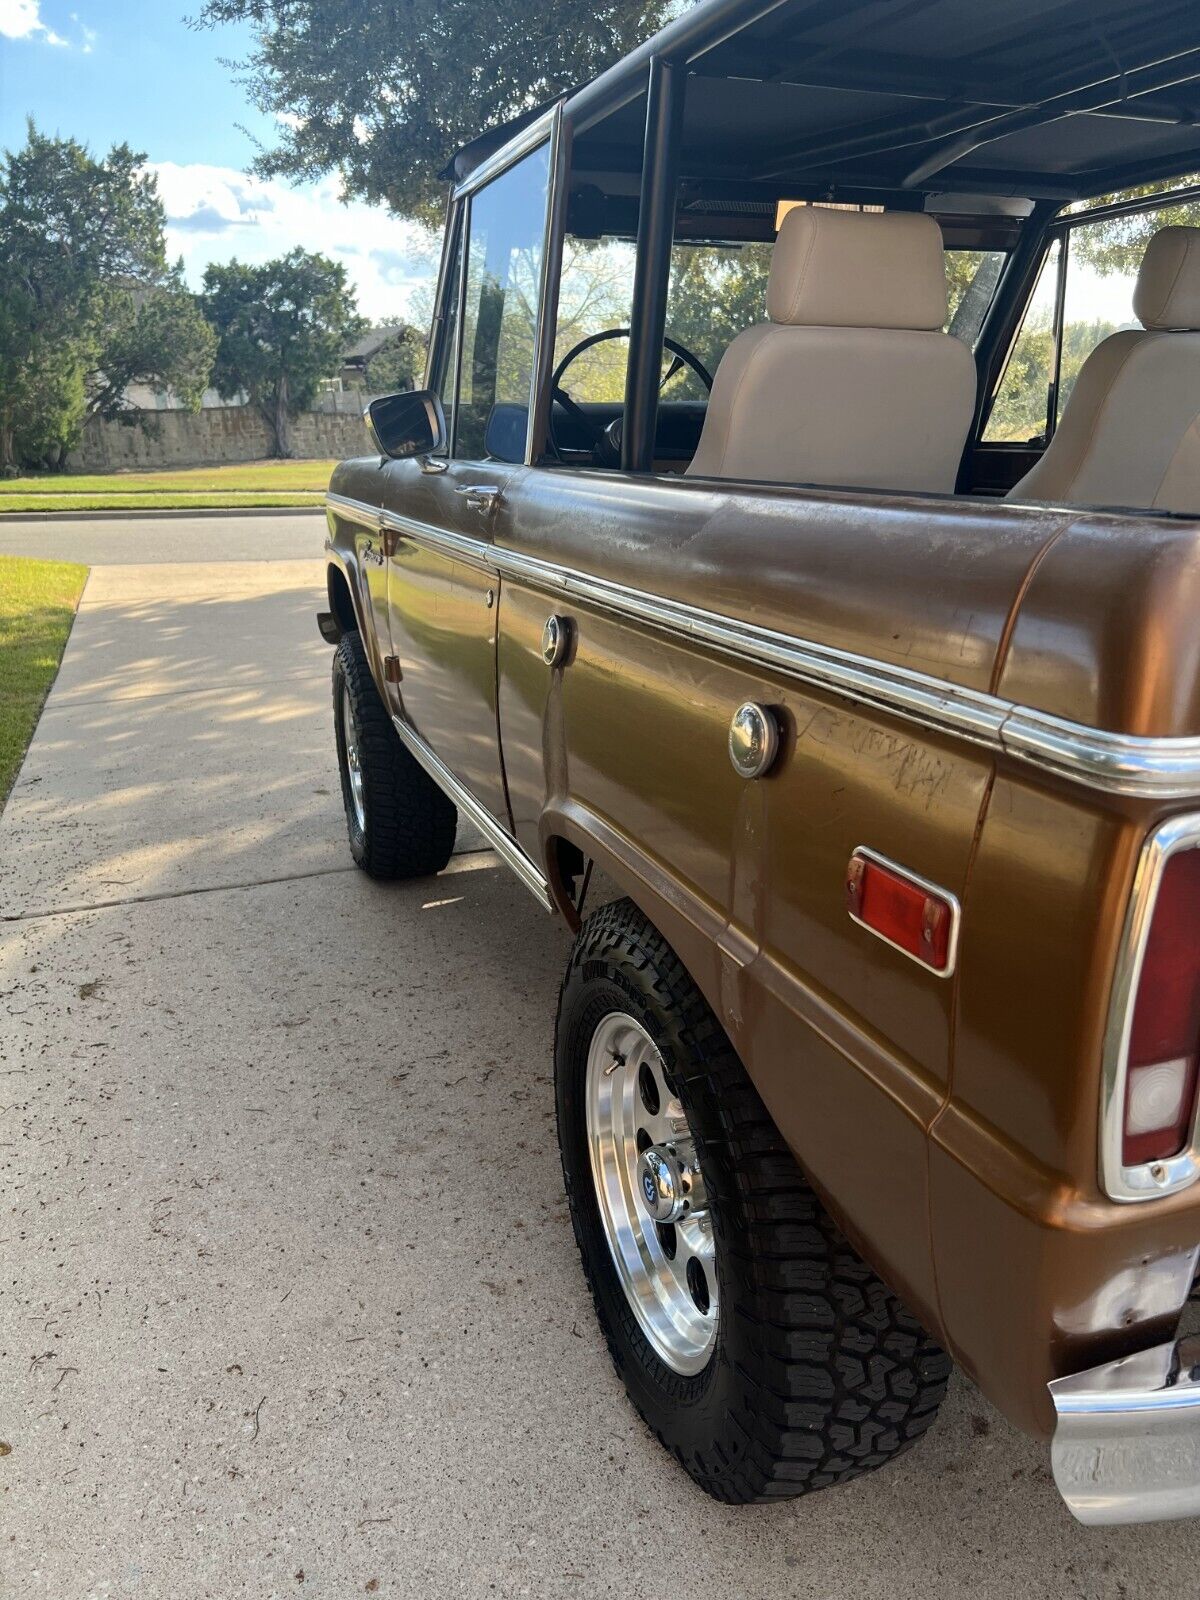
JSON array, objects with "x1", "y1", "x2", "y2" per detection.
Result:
[{"x1": 0, "y1": 0, "x2": 436, "y2": 321}]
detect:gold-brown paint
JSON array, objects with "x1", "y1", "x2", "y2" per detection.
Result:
[{"x1": 339, "y1": 451, "x2": 1200, "y2": 1443}]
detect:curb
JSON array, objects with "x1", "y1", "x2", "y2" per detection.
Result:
[{"x1": 1, "y1": 504, "x2": 328, "y2": 524}]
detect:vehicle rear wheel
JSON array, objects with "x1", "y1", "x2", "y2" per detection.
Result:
[
  {"x1": 555, "y1": 896, "x2": 951, "y2": 1503},
  {"x1": 332, "y1": 631, "x2": 457, "y2": 879}
]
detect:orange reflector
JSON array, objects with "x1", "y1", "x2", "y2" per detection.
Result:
[{"x1": 845, "y1": 849, "x2": 957, "y2": 975}]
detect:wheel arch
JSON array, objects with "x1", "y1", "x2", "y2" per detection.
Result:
[
  {"x1": 327, "y1": 561, "x2": 361, "y2": 636},
  {"x1": 540, "y1": 802, "x2": 732, "y2": 1036}
]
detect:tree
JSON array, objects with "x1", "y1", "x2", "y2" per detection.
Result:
[
  {"x1": 197, "y1": 0, "x2": 670, "y2": 223},
  {"x1": 86, "y1": 275, "x2": 217, "y2": 424},
  {"x1": 0, "y1": 124, "x2": 215, "y2": 470},
  {"x1": 203, "y1": 248, "x2": 365, "y2": 457}
]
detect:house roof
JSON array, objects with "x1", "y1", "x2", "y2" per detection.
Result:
[{"x1": 342, "y1": 326, "x2": 410, "y2": 364}]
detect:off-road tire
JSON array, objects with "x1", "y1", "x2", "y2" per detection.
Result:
[
  {"x1": 555, "y1": 895, "x2": 951, "y2": 1503},
  {"x1": 332, "y1": 631, "x2": 456, "y2": 879}
]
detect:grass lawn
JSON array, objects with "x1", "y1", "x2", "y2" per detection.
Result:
[
  {"x1": 0, "y1": 459, "x2": 335, "y2": 512},
  {"x1": 0, "y1": 556, "x2": 88, "y2": 806}
]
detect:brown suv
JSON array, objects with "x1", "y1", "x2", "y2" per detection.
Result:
[{"x1": 318, "y1": 0, "x2": 1200, "y2": 1526}]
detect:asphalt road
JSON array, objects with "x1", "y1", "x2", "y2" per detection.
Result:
[
  {"x1": 0, "y1": 507, "x2": 326, "y2": 565},
  {"x1": 2, "y1": 515, "x2": 1198, "y2": 1597}
]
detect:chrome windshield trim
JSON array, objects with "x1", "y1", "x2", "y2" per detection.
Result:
[
  {"x1": 324, "y1": 490, "x2": 1200, "y2": 800},
  {"x1": 390, "y1": 714, "x2": 553, "y2": 913},
  {"x1": 452, "y1": 108, "x2": 556, "y2": 200}
]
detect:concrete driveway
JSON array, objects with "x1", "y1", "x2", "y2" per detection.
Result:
[{"x1": 3, "y1": 514, "x2": 1199, "y2": 1597}]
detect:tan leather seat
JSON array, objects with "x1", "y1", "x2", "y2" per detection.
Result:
[
  {"x1": 686, "y1": 207, "x2": 976, "y2": 493},
  {"x1": 1009, "y1": 226, "x2": 1200, "y2": 513}
]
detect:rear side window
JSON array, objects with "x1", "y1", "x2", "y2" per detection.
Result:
[{"x1": 454, "y1": 144, "x2": 550, "y2": 463}]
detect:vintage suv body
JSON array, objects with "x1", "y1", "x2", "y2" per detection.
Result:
[{"x1": 320, "y1": 0, "x2": 1200, "y2": 1524}]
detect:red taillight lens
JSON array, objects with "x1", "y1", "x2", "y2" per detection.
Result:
[{"x1": 1123, "y1": 847, "x2": 1200, "y2": 1167}]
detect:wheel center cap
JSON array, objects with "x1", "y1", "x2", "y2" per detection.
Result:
[{"x1": 637, "y1": 1143, "x2": 706, "y2": 1224}]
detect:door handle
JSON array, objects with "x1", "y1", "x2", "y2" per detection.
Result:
[{"x1": 456, "y1": 484, "x2": 502, "y2": 513}]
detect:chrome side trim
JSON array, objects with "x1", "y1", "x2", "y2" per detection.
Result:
[
  {"x1": 327, "y1": 493, "x2": 494, "y2": 575},
  {"x1": 452, "y1": 108, "x2": 556, "y2": 200},
  {"x1": 1099, "y1": 812, "x2": 1200, "y2": 1202},
  {"x1": 1050, "y1": 1334, "x2": 1200, "y2": 1525},
  {"x1": 328, "y1": 494, "x2": 381, "y2": 532},
  {"x1": 324, "y1": 490, "x2": 1200, "y2": 800},
  {"x1": 488, "y1": 540, "x2": 1200, "y2": 799},
  {"x1": 390, "y1": 714, "x2": 553, "y2": 913}
]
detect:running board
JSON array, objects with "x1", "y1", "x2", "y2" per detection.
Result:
[{"x1": 391, "y1": 715, "x2": 554, "y2": 913}]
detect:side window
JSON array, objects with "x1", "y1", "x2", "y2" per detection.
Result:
[
  {"x1": 983, "y1": 240, "x2": 1062, "y2": 443},
  {"x1": 455, "y1": 144, "x2": 550, "y2": 463}
]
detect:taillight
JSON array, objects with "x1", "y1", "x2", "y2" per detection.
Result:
[
  {"x1": 1124, "y1": 848, "x2": 1200, "y2": 1164},
  {"x1": 1104, "y1": 823, "x2": 1200, "y2": 1200}
]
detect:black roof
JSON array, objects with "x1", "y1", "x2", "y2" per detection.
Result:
[{"x1": 452, "y1": 0, "x2": 1200, "y2": 202}]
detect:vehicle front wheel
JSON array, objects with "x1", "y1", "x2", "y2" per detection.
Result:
[
  {"x1": 332, "y1": 631, "x2": 456, "y2": 879},
  {"x1": 555, "y1": 896, "x2": 951, "y2": 1503}
]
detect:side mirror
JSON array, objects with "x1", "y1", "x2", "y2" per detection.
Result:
[{"x1": 364, "y1": 389, "x2": 447, "y2": 462}]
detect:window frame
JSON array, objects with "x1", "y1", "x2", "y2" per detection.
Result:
[
  {"x1": 440, "y1": 107, "x2": 560, "y2": 468},
  {"x1": 423, "y1": 198, "x2": 466, "y2": 457}
]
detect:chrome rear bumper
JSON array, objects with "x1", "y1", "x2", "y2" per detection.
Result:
[{"x1": 1050, "y1": 1334, "x2": 1200, "y2": 1524}]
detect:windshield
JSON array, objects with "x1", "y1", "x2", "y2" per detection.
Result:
[{"x1": 553, "y1": 229, "x2": 1006, "y2": 405}]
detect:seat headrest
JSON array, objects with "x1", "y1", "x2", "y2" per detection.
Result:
[
  {"x1": 767, "y1": 208, "x2": 948, "y2": 331},
  {"x1": 1134, "y1": 226, "x2": 1200, "y2": 331}
]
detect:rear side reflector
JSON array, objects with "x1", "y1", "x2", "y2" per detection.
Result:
[
  {"x1": 1121, "y1": 847, "x2": 1200, "y2": 1168},
  {"x1": 845, "y1": 848, "x2": 959, "y2": 976}
]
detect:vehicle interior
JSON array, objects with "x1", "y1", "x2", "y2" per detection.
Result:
[{"x1": 441, "y1": 0, "x2": 1200, "y2": 514}]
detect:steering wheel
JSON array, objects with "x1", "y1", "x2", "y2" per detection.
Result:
[{"x1": 548, "y1": 326, "x2": 714, "y2": 467}]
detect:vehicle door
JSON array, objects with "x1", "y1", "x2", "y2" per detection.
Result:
[{"x1": 380, "y1": 137, "x2": 551, "y2": 830}]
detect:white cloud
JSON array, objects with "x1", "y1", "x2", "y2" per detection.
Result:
[
  {"x1": 0, "y1": 0, "x2": 67, "y2": 44},
  {"x1": 149, "y1": 161, "x2": 440, "y2": 325}
]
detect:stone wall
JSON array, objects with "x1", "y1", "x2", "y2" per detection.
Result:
[{"x1": 71, "y1": 400, "x2": 372, "y2": 471}]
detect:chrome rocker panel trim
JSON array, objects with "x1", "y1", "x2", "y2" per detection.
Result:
[
  {"x1": 326, "y1": 491, "x2": 1200, "y2": 800},
  {"x1": 1050, "y1": 1334, "x2": 1200, "y2": 1525},
  {"x1": 390, "y1": 713, "x2": 554, "y2": 913}
]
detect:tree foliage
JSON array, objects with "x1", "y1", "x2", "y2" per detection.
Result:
[
  {"x1": 0, "y1": 124, "x2": 215, "y2": 470},
  {"x1": 1071, "y1": 180, "x2": 1200, "y2": 276},
  {"x1": 197, "y1": 0, "x2": 671, "y2": 223},
  {"x1": 88, "y1": 277, "x2": 217, "y2": 422},
  {"x1": 202, "y1": 247, "x2": 365, "y2": 456}
]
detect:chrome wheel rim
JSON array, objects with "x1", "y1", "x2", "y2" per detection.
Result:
[
  {"x1": 342, "y1": 683, "x2": 366, "y2": 832},
  {"x1": 585, "y1": 1011, "x2": 718, "y2": 1375}
]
